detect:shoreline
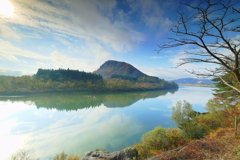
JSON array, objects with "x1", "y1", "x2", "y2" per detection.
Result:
[
  {"x1": 0, "y1": 87, "x2": 179, "y2": 97},
  {"x1": 177, "y1": 83, "x2": 215, "y2": 88}
]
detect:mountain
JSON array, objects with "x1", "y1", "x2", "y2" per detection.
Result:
[
  {"x1": 172, "y1": 78, "x2": 213, "y2": 85},
  {"x1": 94, "y1": 60, "x2": 148, "y2": 79}
]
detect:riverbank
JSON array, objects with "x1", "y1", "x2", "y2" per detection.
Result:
[
  {"x1": 0, "y1": 87, "x2": 179, "y2": 97},
  {"x1": 178, "y1": 83, "x2": 215, "y2": 87}
]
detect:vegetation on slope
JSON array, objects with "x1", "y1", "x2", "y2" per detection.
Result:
[
  {"x1": 132, "y1": 69, "x2": 240, "y2": 159},
  {"x1": 0, "y1": 68, "x2": 178, "y2": 95},
  {"x1": 94, "y1": 60, "x2": 148, "y2": 79},
  {"x1": 158, "y1": 128, "x2": 240, "y2": 160}
]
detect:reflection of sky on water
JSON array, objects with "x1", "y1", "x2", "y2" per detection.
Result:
[{"x1": 0, "y1": 86, "x2": 214, "y2": 160}]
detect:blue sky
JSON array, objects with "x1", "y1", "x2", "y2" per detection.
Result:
[{"x1": 0, "y1": 0, "x2": 232, "y2": 80}]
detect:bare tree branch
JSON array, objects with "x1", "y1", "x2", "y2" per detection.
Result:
[
  {"x1": 157, "y1": 0, "x2": 240, "y2": 92},
  {"x1": 218, "y1": 76, "x2": 240, "y2": 93}
]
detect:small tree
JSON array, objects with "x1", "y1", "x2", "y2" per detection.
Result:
[{"x1": 171, "y1": 100, "x2": 205, "y2": 138}]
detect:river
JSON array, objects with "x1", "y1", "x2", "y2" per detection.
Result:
[{"x1": 0, "y1": 86, "x2": 214, "y2": 159}]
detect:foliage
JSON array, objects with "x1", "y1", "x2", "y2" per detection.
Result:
[
  {"x1": 0, "y1": 69, "x2": 178, "y2": 95},
  {"x1": 234, "y1": 146, "x2": 240, "y2": 156},
  {"x1": 159, "y1": 128, "x2": 240, "y2": 160},
  {"x1": 193, "y1": 113, "x2": 223, "y2": 133},
  {"x1": 205, "y1": 98, "x2": 236, "y2": 128},
  {"x1": 209, "y1": 72, "x2": 240, "y2": 136},
  {"x1": 133, "y1": 126, "x2": 186, "y2": 159},
  {"x1": 171, "y1": 100, "x2": 206, "y2": 139},
  {"x1": 8, "y1": 149, "x2": 39, "y2": 160},
  {"x1": 105, "y1": 78, "x2": 177, "y2": 92},
  {"x1": 36, "y1": 68, "x2": 103, "y2": 82},
  {"x1": 51, "y1": 152, "x2": 80, "y2": 160},
  {"x1": 212, "y1": 73, "x2": 240, "y2": 104},
  {"x1": 141, "y1": 126, "x2": 168, "y2": 150},
  {"x1": 110, "y1": 74, "x2": 167, "y2": 84}
]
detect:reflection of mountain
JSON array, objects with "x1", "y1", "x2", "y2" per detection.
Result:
[{"x1": 0, "y1": 89, "x2": 178, "y2": 111}]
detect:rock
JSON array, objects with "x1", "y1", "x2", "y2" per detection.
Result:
[{"x1": 81, "y1": 147, "x2": 138, "y2": 160}]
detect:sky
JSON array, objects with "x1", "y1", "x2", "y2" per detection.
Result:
[{"x1": 0, "y1": 0, "x2": 237, "y2": 80}]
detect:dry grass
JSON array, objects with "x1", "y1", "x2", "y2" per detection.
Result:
[{"x1": 158, "y1": 128, "x2": 240, "y2": 160}]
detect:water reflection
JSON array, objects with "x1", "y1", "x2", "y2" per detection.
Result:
[
  {"x1": 0, "y1": 87, "x2": 214, "y2": 159},
  {"x1": 0, "y1": 89, "x2": 178, "y2": 111}
]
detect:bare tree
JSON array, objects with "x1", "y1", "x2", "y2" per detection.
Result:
[{"x1": 157, "y1": 0, "x2": 240, "y2": 93}]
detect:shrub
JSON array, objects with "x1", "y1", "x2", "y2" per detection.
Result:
[
  {"x1": 141, "y1": 126, "x2": 168, "y2": 150},
  {"x1": 51, "y1": 152, "x2": 80, "y2": 160},
  {"x1": 134, "y1": 126, "x2": 187, "y2": 159},
  {"x1": 165, "y1": 128, "x2": 187, "y2": 148}
]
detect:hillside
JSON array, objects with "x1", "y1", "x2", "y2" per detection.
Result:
[
  {"x1": 0, "y1": 61, "x2": 178, "y2": 95},
  {"x1": 173, "y1": 78, "x2": 213, "y2": 85},
  {"x1": 94, "y1": 60, "x2": 148, "y2": 79}
]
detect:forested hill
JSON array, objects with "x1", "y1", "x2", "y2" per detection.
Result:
[
  {"x1": 0, "y1": 64, "x2": 178, "y2": 95},
  {"x1": 36, "y1": 68, "x2": 102, "y2": 82},
  {"x1": 94, "y1": 60, "x2": 148, "y2": 79}
]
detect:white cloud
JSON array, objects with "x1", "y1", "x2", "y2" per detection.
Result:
[
  {"x1": 169, "y1": 51, "x2": 218, "y2": 75},
  {"x1": 0, "y1": 39, "x2": 50, "y2": 62},
  {"x1": 0, "y1": 39, "x2": 113, "y2": 73},
  {"x1": 54, "y1": 36, "x2": 70, "y2": 46},
  {"x1": 50, "y1": 51, "x2": 83, "y2": 69},
  {"x1": 150, "y1": 56, "x2": 162, "y2": 59},
  {"x1": 0, "y1": 22, "x2": 20, "y2": 39},
  {"x1": 140, "y1": 50, "x2": 218, "y2": 80},
  {"x1": 0, "y1": 68, "x2": 33, "y2": 76},
  {"x1": 6, "y1": 0, "x2": 145, "y2": 53},
  {"x1": 139, "y1": 67, "x2": 195, "y2": 80},
  {"x1": 0, "y1": 0, "x2": 151, "y2": 73}
]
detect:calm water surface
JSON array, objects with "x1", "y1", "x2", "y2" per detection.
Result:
[{"x1": 0, "y1": 86, "x2": 214, "y2": 159}]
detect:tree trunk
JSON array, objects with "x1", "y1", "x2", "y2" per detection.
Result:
[{"x1": 235, "y1": 116, "x2": 238, "y2": 137}]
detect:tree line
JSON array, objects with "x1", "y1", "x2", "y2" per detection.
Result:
[{"x1": 0, "y1": 69, "x2": 178, "y2": 95}]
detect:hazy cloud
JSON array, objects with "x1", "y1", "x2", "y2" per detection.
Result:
[
  {"x1": 0, "y1": 40, "x2": 49, "y2": 61},
  {"x1": 0, "y1": 69, "x2": 33, "y2": 76},
  {"x1": 6, "y1": 0, "x2": 145, "y2": 53},
  {"x1": 150, "y1": 56, "x2": 162, "y2": 59},
  {"x1": 140, "y1": 67, "x2": 195, "y2": 80},
  {"x1": 0, "y1": 22, "x2": 20, "y2": 39}
]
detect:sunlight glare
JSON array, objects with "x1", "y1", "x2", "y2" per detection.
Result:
[{"x1": 0, "y1": 0, "x2": 14, "y2": 16}]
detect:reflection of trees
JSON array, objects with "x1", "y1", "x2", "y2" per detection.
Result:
[
  {"x1": 103, "y1": 90, "x2": 176, "y2": 108},
  {"x1": 0, "y1": 89, "x2": 178, "y2": 111}
]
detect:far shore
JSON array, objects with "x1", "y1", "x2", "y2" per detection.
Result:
[{"x1": 178, "y1": 83, "x2": 216, "y2": 88}]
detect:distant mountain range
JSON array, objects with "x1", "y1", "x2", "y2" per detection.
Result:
[
  {"x1": 172, "y1": 78, "x2": 214, "y2": 85},
  {"x1": 94, "y1": 60, "x2": 148, "y2": 79}
]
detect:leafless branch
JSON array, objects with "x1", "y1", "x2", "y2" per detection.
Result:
[{"x1": 157, "y1": 0, "x2": 240, "y2": 92}]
